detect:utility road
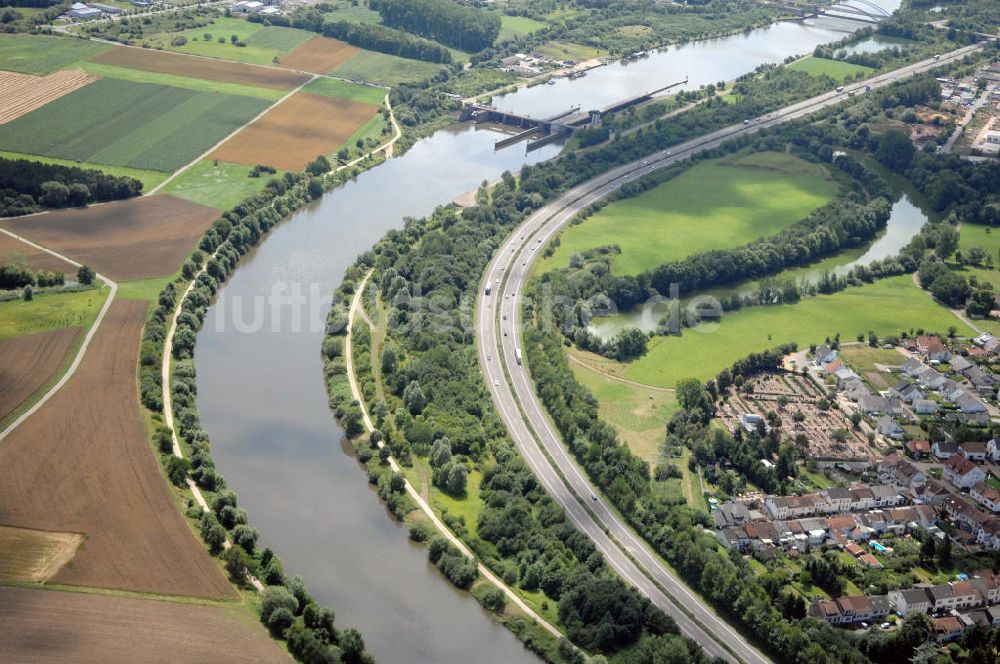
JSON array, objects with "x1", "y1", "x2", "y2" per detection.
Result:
[{"x1": 476, "y1": 44, "x2": 983, "y2": 664}]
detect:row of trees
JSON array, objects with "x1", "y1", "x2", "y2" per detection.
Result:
[
  {"x1": 0, "y1": 264, "x2": 64, "y2": 290},
  {"x1": 0, "y1": 157, "x2": 143, "y2": 217},
  {"x1": 371, "y1": 0, "x2": 500, "y2": 52},
  {"x1": 282, "y1": 8, "x2": 452, "y2": 63}
]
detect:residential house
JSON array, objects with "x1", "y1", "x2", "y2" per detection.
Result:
[
  {"x1": 889, "y1": 587, "x2": 932, "y2": 615},
  {"x1": 716, "y1": 526, "x2": 750, "y2": 550},
  {"x1": 972, "y1": 333, "x2": 998, "y2": 348},
  {"x1": 971, "y1": 482, "x2": 1000, "y2": 513},
  {"x1": 824, "y1": 487, "x2": 851, "y2": 513},
  {"x1": 932, "y1": 615, "x2": 965, "y2": 642},
  {"x1": 959, "y1": 441, "x2": 988, "y2": 462},
  {"x1": 834, "y1": 367, "x2": 862, "y2": 390},
  {"x1": 906, "y1": 439, "x2": 932, "y2": 459},
  {"x1": 869, "y1": 484, "x2": 904, "y2": 508},
  {"x1": 914, "y1": 399, "x2": 938, "y2": 415},
  {"x1": 976, "y1": 518, "x2": 1000, "y2": 550},
  {"x1": 933, "y1": 441, "x2": 959, "y2": 459},
  {"x1": 877, "y1": 415, "x2": 904, "y2": 439},
  {"x1": 954, "y1": 391, "x2": 987, "y2": 414},
  {"x1": 911, "y1": 478, "x2": 950, "y2": 505},
  {"x1": 950, "y1": 581, "x2": 983, "y2": 609},
  {"x1": 944, "y1": 455, "x2": 988, "y2": 490},
  {"x1": 987, "y1": 438, "x2": 1000, "y2": 462},
  {"x1": 893, "y1": 378, "x2": 923, "y2": 402},
  {"x1": 902, "y1": 357, "x2": 925, "y2": 377},
  {"x1": 842, "y1": 378, "x2": 871, "y2": 401},
  {"x1": 929, "y1": 584, "x2": 957, "y2": 612},
  {"x1": 860, "y1": 394, "x2": 890, "y2": 415},
  {"x1": 970, "y1": 570, "x2": 1000, "y2": 604},
  {"x1": 815, "y1": 345, "x2": 837, "y2": 365},
  {"x1": 713, "y1": 501, "x2": 752, "y2": 528},
  {"x1": 765, "y1": 494, "x2": 821, "y2": 520},
  {"x1": 917, "y1": 366, "x2": 947, "y2": 390},
  {"x1": 950, "y1": 355, "x2": 974, "y2": 373}
]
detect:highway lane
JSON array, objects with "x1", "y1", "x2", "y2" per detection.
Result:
[{"x1": 475, "y1": 43, "x2": 983, "y2": 664}]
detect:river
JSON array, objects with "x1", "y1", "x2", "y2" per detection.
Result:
[{"x1": 195, "y1": 7, "x2": 900, "y2": 664}]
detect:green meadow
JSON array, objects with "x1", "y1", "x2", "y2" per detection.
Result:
[
  {"x1": 0, "y1": 34, "x2": 109, "y2": 74},
  {"x1": 787, "y1": 55, "x2": 874, "y2": 81},
  {"x1": 542, "y1": 152, "x2": 839, "y2": 277}
]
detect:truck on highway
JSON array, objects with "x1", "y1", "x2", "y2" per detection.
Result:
[
  {"x1": 485, "y1": 282, "x2": 492, "y2": 296},
  {"x1": 515, "y1": 348, "x2": 522, "y2": 365}
]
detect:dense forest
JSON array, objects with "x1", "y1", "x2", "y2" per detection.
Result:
[
  {"x1": 0, "y1": 157, "x2": 143, "y2": 217},
  {"x1": 283, "y1": 8, "x2": 452, "y2": 63},
  {"x1": 371, "y1": 0, "x2": 500, "y2": 52}
]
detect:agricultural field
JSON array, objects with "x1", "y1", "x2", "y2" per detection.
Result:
[
  {"x1": 0, "y1": 327, "x2": 80, "y2": 423},
  {"x1": 0, "y1": 289, "x2": 105, "y2": 340},
  {"x1": 303, "y1": 76, "x2": 386, "y2": 105},
  {"x1": 161, "y1": 159, "x2": 278, "y2": 210},
  {"x1": 161, "y1": 18, "x2": 315, "y2": 66},
  {"x1": 0, "y1": 586, "x2": 290, "y2": 664},
  {"x1": 210, "y1": 91, "x2": 379, "y2": 170},
  {"x1": 281, "y1": 36, "x2": 360, "y2": 74},
  {"x1": 0, "y1": 70, "x2": 98, "y2": 125},
  {"x1": 0, "y1": 232, "x2": 77, "y2": 273},
  {"x1": 0, "y1": 525, "x2": 82, "y2": 583},
  {"x1": 498, "y1": 15, "x2": 549, "y2": 41},
  {"x1": 541, "y1": 152, "x2": 839, "y2": 276},
  {"x1": 332, "y1": 49, "x2": 445, "y2": 86},
  {"x1": 0, "y1": 34, "x2": 109, "y2": 75},
  {"x1": 616, "y1": 275, "x2": 972, "y2": 388},
  {"x1": 568, "y1": 347, "x2": 677, "y2": 467},
  {"x1": 90, "y1": 46, "x2": 309, "y2": 90},
  {"x1": 0, "y1": 300, "x2": 235, "y2": 599},
  {"x1": 76, "y1": 60, "x2": 283, "y2": 101},
  {"x1": 0, "y1": 78, "x2": 270, "y2": 173},
  {"x1": 787, "y1": 55, "x2": 874, "y2": 81},
  {"x1": 0, "y1": 195, "x2": 220, "y2": 281}
]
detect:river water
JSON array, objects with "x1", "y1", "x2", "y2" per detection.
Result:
[{"x1": 195, "y1": 7, "x2": 900, "y2": 664}]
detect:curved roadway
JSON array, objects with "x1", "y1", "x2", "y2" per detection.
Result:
[{"x1": 476, "y1": 43, "x2": 982, "y2": 664}]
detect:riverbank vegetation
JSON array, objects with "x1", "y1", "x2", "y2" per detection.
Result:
[{"x1": 321, "y1": 174, "x2": 709, "y2": 661}]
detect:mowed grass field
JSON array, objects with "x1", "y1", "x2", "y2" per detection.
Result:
[
  {"x1": 959, "y1": 223, "x2": 1000, "y2": 258},
  {"x1": 498, "y1": 15, "x2": 549, "y2": 41},
  {"x1": 332, "y1": 50, "x2": 445, "y2": 85},
  {"x1": 0, "y1": 289, "x2": 107, "y2": 340},
  {"x1": 163, "y1": 18, "x2": 315, "y2": 66},
  {"x1": 619, "y1": 275, "x2": 971, "y2": 388},
  {"x1": 0, "y1": 78, "x2": 269, "y2": 172},
  {"x1": 787, "y1": 56, "x2": 874, "y2": 81},
  {"x1": 161, "y1": 159, "x2": 279, "y2": 210},
  {"x1": 0, "y1": 34, "x2": 108, "y2": 74},
  {"x1": 568, "y1": 348, "x2": 677, "y2": 467},
  {"x1": 542, "y1": 152, "x2": 839, "y2": 276},
  {"x1": 303, "y1": 76, "x2": 386, "y2": 105}
]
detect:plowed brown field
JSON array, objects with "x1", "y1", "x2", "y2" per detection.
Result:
[
  {"x1": 0, "y1": 326, "x2": 79, "y2": 423},
  {"x1": 0, "y1": 69, "x2": 98, "y2": 125},
  {"x1": 280, "y1": 36, "x2": 359, "y2": 74},
  {"x1": 0, "y1": 299, "x2": 234, "y2": 599},
  {"x1": 210, "y1": 91, "x2": 377, "y2": 170},
  {"x1": 0, "y1": 587, "x2": 290, "y2": 664},
  {"x1": 0, "y1": 231, "x2": 76, "y2": 273},
  {"x1": 90, "y1": 46, "x2": 309, "y2": 90},
  {"x1": 0, "y1": 195, "x2": 219, "y2": 281}
]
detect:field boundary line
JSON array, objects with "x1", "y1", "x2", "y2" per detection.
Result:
[
  {"x1": 566, "y1": 353, "x2": 675, "y2": 392},
  {"x1": 0, "y1": 227, "x2": 117, "y2": 442},
  {"x1": 344, "y1": 271, "x2": 567, "y2": 644},
  {"x1": 149, "y1": 74, "x2": 319, "y2": 196}
]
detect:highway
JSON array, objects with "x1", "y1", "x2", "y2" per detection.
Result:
[{"x1": 475, "y1": 43, "x2": 983, "y2": 664}]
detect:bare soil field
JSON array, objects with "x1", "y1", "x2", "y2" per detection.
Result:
[
  {"x1": 280, "y1": 36, "x2": 359, "y2": 74},
  {"x1": 0, "y1": 195, "x2": 219, "y2": 281},
  {"x1": 0, "y1": 69, "x2": 98, "y2": 125},
  {"x1": 210, "y1": 91, "x2": 377, "y2": 170},
  {"x1": 0, "y1": 299, "x2": 234, "y2": 599},
  {"x1": 90, "y1": 45, "x2": 309, "y2": 90},
  {"x1": 0, "y1": 586, "x2": 289, "y2": 664},
  {"x1": 0, "y1": 326, "x2": 79, "y2": 422},
  {"x1": 0, "y1": 232, "x2": 77, "y2": 273},
  {"x1": 0, "y1": 525, "x2": 83, "y2": 583}
]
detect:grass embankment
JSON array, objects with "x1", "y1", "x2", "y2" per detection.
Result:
[
  {"x1": 303, "y1": 77, "x2": 386, "y2": 105},
  {"x1": 161, "y1": 160, "x2": 280, "y2": 210},
  {"x1": 787, "y1": 55, "x2": 874, "y2": 81},
  {"x1": 541, "y1": 152, "x2": 839, "y2": 276},
  {"x1": 621, "y1": 275, "x2": 973, "y2": 388}
]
